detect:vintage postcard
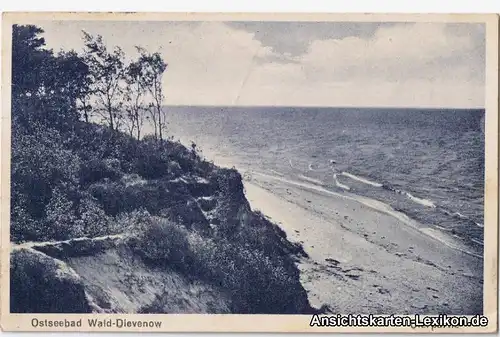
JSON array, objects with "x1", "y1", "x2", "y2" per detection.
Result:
[{"x1": 1, "y1": 12, "x2": 498, "y2": 333}]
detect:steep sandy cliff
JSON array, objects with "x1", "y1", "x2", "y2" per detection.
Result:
[{"x1": 11, "y1": 168, "x2": 313, "y2": 314}]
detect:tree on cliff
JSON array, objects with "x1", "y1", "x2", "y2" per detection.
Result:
[
  {"x1": 123, "y1": 57, "x2": 148, "y2": 139},
  {"x1": 82, "y1": 31, "x2": 126, "y2": 131},
  {"x1": 137, "y1": 48, "x2": 168, "y2": 140},
  {"x1": 11, "y1": 25, "x2": 48, "y2": 100},
  {"x1": 55, "y1": 50, "x2": 94, "y2": 123},
  {"x1": 12, "y1": 25, "x2": 91, "y2": 129}
]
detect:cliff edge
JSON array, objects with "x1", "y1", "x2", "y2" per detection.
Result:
[{"x1": 11, "y1": 130, "x2": 313, "y2": 314}]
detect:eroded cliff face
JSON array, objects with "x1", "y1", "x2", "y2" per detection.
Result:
[
  {"x1": 11, "y1": 236, "x2": 231, "y2": 314},
  {"x1": 10, "y1": 168, "x2": 312, "y2": 314}
]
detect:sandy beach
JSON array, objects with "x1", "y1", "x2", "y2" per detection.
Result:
[{"x1": 242, "y1": 171, "x2": 483, "y2": 315}]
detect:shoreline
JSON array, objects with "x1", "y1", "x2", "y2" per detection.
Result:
[
  {"x1": 196, "y1": 147, "x2": 484, "y2": 256},
  {"x1": 242, "y1": 171, "x2": 483, "y2": 314}
]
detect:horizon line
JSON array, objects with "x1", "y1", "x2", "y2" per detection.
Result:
[{"x1": 162, "y1": 104, "x2": 485, "y2": 110}]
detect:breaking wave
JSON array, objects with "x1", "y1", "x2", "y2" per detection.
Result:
[
  {"x1": 333, "y1": 173, "x2": 351, "y2": 190},
  {"x1": 341, "y1": 171, "x2": 383, "y2": 187}
]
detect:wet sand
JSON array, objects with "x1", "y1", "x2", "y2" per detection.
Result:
[{"x1": 243, "y1": 171, "x2": 483, "y2": 315}]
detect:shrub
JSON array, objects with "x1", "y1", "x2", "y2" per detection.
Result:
[
  {"x1": 44, "y1": 186, "x2": 84, "y2": 240},
  {"x1": 162, "y1": 199, "x2": 209, "y2": 232},
  {"x1": 10, "y1": 248, "x2": 92, "y2": 313},
  {"x1": 234, "y1": 211, "x2": 308, "y2": 258},
  {"x1": 10, "y1": 204, "x2": 43, "y2": 242},
  {"x1": 124, "y1": 183, "x2": 168, "y2": 214},
  {"x1": 79, "y1": 158, "x2": 123, "y2": 186},
  {"x1": 88, "y1": 182, "x2": 126, "y2": 216},
  {"x1": 133, "y1": 140, "x2": 184, "y2": 180},
  {"x1": 134, "y1": 153, "x2": 170, "y2": 179},
  {"x1": 115, "y1": 209, "x2": 151, "y2": 234},
  {"x1": 130, "y1": 217, "x2": 192, "y2": 268},
  {"x1": 88, "y1": 179, "x2": 204, "y2": 220},
  {"x1": 70, "y1": 122, "x2": 140, "y2": 170},
  {"x1": 194, "y1": 159, "x2": 216, "y2": 177},
  {"x1": 11, "y1": 123, "x2": 80, "y2": 221},
  {"x1": 187, "y1": 233, "x2": 308, "y2": 313},
  {"x1": 167, "y1": 160, "x2": 183, "y2": 177},
  {"x1": 164, "y1": 141, "x2": 196, "y2": 173},
  {"x1": 77, "y1": 196, "x2": 112, "y2": 237}
]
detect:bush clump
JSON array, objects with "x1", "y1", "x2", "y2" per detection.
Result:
[
  {"x1": 10, "y1": 248, "x2": 92, "y2": 313},
  {"x1": 76, "y1": 196, "x2": 113, "y2": 237},
  {"x1": 129, "y1": 216, "x2": 192, "y2": 268},
  {"x1": 187, "y1": 234, "x2": 308, "y2": 313},
  {"x1": 79, "y1": 158, "x2": 124, "y2": 186},
  {"x1": 129, "y1": 218, "x2": 310, "y2": 314}
]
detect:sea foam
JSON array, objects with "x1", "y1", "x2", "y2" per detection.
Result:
[
  {"x1": 333, "y1": 173, "x2": 351, "y2": 190},
  {"x1": 341, "y1": 172, "x2": 383, "y2": 187}
]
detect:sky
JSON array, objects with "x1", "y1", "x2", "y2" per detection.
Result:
[{"x1": 31, "y1": 20, "x2": 485, "y2": 108}]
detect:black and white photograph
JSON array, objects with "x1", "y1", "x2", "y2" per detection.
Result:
[{"x1": 1, "y1": 12, "x2": 498, "y2": 332}]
